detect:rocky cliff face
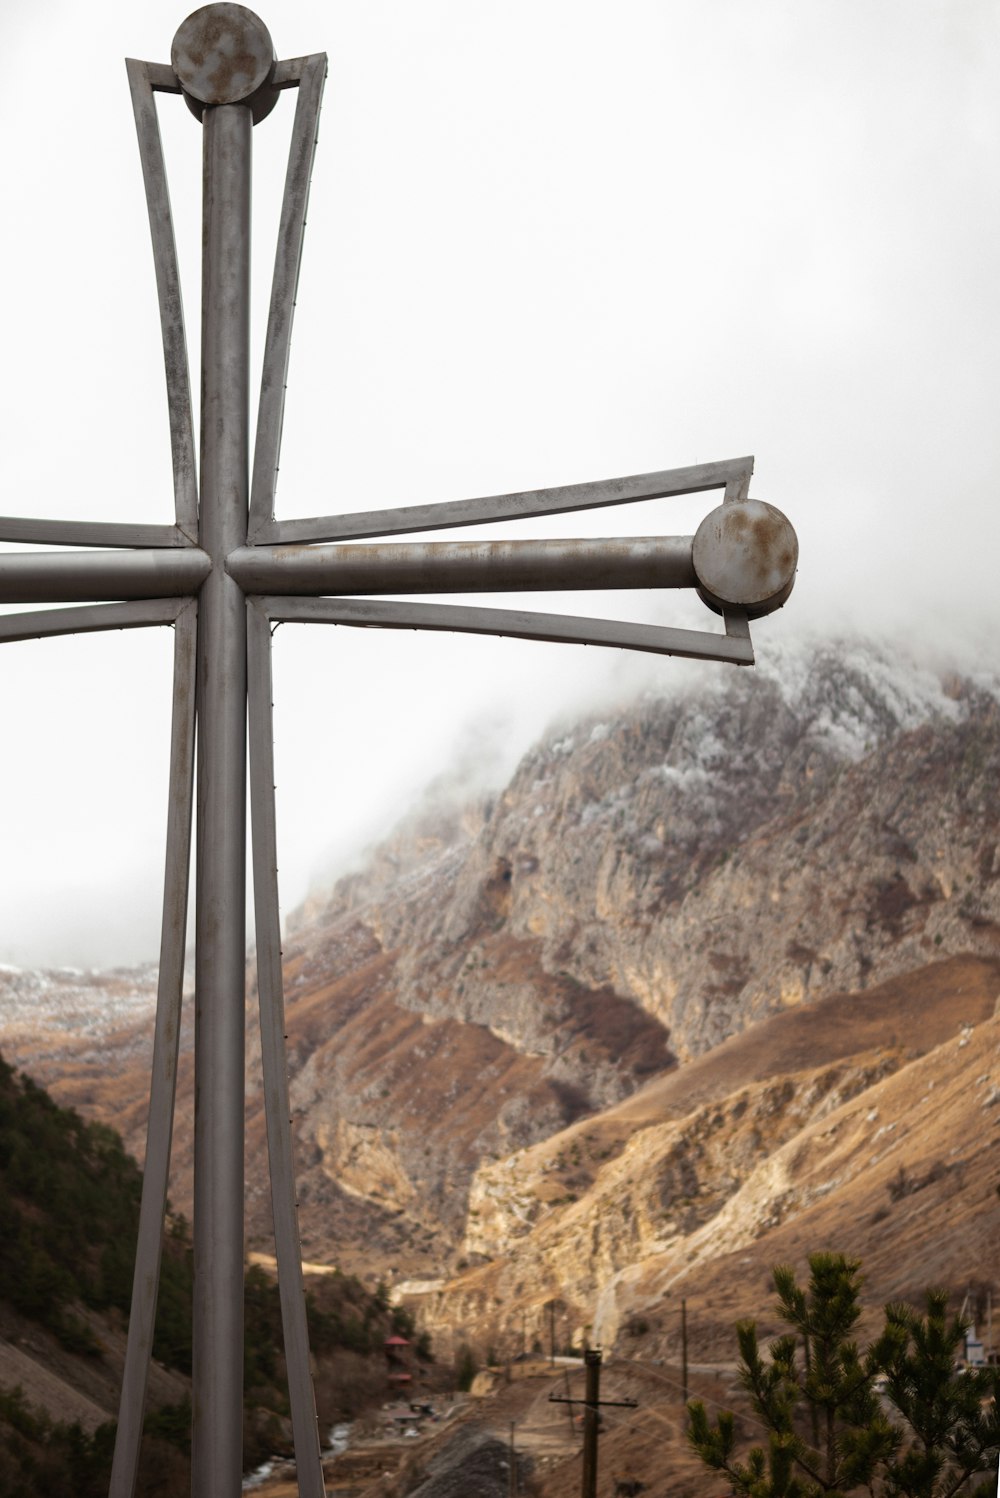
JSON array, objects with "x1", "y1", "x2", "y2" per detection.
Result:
[
  {"x1": 294, "y1": 639, "x2": 1000, "y2": 1060},
  {"x1": 416, "y1": 641, "x2": 1000, "y2": 1059},
  {"x1": 412, "y1": 954, "x2": 1000, "y2": 1358},
  {"x1": 3, "y1": 639, "x2": 999, "y2": 1299}
]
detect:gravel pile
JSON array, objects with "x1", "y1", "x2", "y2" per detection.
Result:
[{"x1": 407, "y1": 1426, "x2": 531, "y2": 1498}]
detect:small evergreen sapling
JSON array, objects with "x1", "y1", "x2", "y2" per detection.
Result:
[
  {"x1": 687, "y1": 1253, "x2": 1000, "y2": 1497},
  {"x1": 688, "y1": 1253, "x2": 897, "y2": 1495},
  {"x1": 870, "y1": 1290, "x2": 1000, "y2": 1497}
]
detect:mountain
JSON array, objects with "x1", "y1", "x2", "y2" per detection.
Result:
[
  {"x1": 2, "y1": 639, "x2": 999, "y2": 1360},
  {"x1": 0, "y1": 1053, "x2": 188, "y2": 1494},
  {"x1": 414, "y1": 951, "x2": 1000, "y2": 1358},
  {"x1": 0, "y1": 1052, "x2": 440, "y2": 1494}
]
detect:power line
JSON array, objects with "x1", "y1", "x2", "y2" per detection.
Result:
[{"x1": 609, "y1": 1355, "x2": 771, "y2": 1439}]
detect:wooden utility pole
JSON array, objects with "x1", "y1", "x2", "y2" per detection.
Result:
[
  {"x1": 581, "y1": 1350, "x2": 601, "y2": 1498},
  {"x1": 509, "y1": 1420, "x2": 517, "y2": 1498},
  {"x1": 549, "y1": 1350, "x2": 638, "y2": 1498}
]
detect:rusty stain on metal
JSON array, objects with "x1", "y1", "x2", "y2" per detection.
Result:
[
  {"x1": 228, "y1": 536, "x2": 699, "y2": 597},
  {"x1": 171, "y1": 2, "x2": 277, "y2": 121},
  {"x1": 692, "y1": 498, "x2": 798, "y2": 618}
]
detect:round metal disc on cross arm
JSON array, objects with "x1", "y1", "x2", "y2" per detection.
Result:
[
  {"x1": 692, "y1": 498, "x2": 798, "y2": 618},
  {"x1": 171, "y1": 3, "x2": 277, "y2": 122}
]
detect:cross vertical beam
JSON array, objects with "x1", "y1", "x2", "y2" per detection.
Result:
[{"x1": 193, "y1": 102, "x2": 252, "y2": 1496}]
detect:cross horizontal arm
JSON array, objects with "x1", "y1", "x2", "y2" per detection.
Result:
[
  {"x1": 255, "y1": 596, "x2": 755, "y2": 664},
  {"x1": 229, "y1": 536, "x2": 696, "y2": 596},
  {"x1": 0, "y1": 548, "x2": 210, "y2": 604},
  {"x1": 252, "y1": 457, "x2": 754, "y2": 545}
]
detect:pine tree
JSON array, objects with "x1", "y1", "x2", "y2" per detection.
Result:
[
  {"x1": 871, "y1": 1290, "x2": 1000, "y2": 1497},
  {"x1": 687, "y1": 1254, "x2": 1000, "y2": 1497}
]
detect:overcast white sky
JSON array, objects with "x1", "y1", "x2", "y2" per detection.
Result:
[{"x1": 2, "y1": 0, "x2": 998, "y2": 967}]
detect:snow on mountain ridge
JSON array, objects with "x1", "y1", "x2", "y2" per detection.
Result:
[
  {"x1": 755, "y1": 638, "x2": 967, "y2": 759},
  {"x1": 0, "y1": 963, "x2": 160, "y2": 1040}
]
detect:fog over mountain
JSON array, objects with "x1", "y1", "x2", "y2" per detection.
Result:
[{"x1": 3, "y1": 0, "x2": 999, "y2": 968}]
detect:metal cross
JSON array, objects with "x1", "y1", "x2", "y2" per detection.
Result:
[{"x1": 0, "y1": 6, "x2": 797, "y2": 1497}]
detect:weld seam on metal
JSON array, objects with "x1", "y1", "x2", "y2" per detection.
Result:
[
  {"x1": 272, "y1": 57, "x2": 317, "y2": 88},
  {"x1": 723, "y1": 606, "x2": 752, "y2": 643},
  {"x1": 723, "y1": 462, "x2": 754, "y2": 504},
  {"x1": 143, "y1": 61, "x2": 183, "y2": 93}
]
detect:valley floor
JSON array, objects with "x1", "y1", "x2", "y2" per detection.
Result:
[{"x1": 252, "y1": 1358, "x2": 743, "y2": 1498}]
